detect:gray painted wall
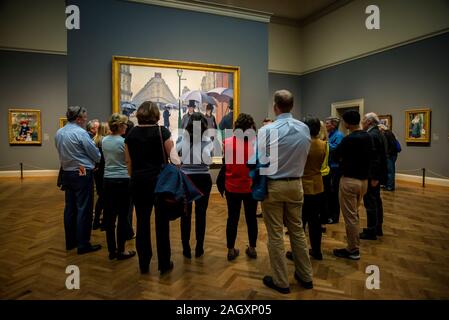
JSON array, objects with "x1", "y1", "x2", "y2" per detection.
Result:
[
  {"x1": 298, "y1": 32, "x2": 449, "y2": 178},
  {"x1": 67, "y1": 0, "x2": 268, "y2": 126},
  {"x1": 0, "y1": 50, "x2": 67, "y2": 171},
  {"x1": 268, "y1": 73, "x2": 302, "y2": 121}
]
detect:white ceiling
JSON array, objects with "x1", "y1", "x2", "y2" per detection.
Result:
[{"x1": 178, "y1": 0, "x2": 352, "y2": 24}]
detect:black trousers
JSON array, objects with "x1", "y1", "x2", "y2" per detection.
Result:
[
  {"x1": 181, "y1": 174, "x2": 212, "y2": 251},
  {"x1": 321, "y1": 174, "x2": 331, "y2": 224},
  {"x1": 103, "y1": 178, "x2": 130, "y2": 254},
  {"x1": 302, "y1": 193, "x2": 323, "y2": 254},
  {"x1": 363, "y1": 182, "x2": 384, "y2": 233},
  {"x1": 93, "y1": 170, "x2": 104, "y2": 225},
  {"x1": 225, "y1": 191, "x2": 258, "y2": 249},
  {"x1": 329, "y1": 167, "x2": 341, "y2": 222},
  {"x1": 131, "y1": 175, "x2": 171, "y2": 271}
]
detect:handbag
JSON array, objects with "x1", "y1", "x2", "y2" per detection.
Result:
[{"x1": 155, "y1": 127, "x2": 187, "y2": 221}]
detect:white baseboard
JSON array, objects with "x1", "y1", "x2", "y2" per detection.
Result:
[
  {"x1": 0, "y1": 170, "x2": 59, "y2": 178},
  {"x1": 396, "y1": 173, "x2": 449, "y2": 187}
]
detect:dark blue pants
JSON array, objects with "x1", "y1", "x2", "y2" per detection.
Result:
[
  {"x1": 363, "y1": 182, "x2": 384, "y2": 233},
  {"x1": 386, "y1": 155, "x2": 397, "y2": 190},
  {"x1": 62, "y1": 170, "x2": 94, "y2": 250},
  {"x1": 103, "y1": 178, "x2": 130, "y2": 254}
]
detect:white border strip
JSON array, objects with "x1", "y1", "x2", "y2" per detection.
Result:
[
  {"x1": 129, "y1": 0, "x2": 271, "y2": 23},
  {"x1": 0, "y1": 170, "x2": 59, "y2": 178},
  {"x1": 396, "y1": 173, "x2": 449, "y2": 187}
]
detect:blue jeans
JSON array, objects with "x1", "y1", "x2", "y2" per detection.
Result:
[
  {"x1": 62, "y1": 170, "x2": 94, "y2": 250},
  {"x1": 386, "y1": 155, "x2": 397, "y2": 190}
]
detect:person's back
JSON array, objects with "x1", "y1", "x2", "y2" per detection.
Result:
[
  {"x1": 102, "y1": 135, "x2": 129, "y2": 178},
  {"x1": 125, "y1": 125, "x2": 169, "y2": 177},
  {"x1": 333, "y1": 110, "x2": 371, "y2": 261},
  {"x1": 303, "y1": 138, "x2": 326, "y2": 195},
  {"x1": 337, "y1": 130, "x2": 374, "y2": 180},
  {"x1": 55, "y1": 122, "x2": 99, "y2": 171},
  {"x1": 224, "y1": 135, "x2": 254, "y2": 193},
  {"x1": 259, "y1": 90, "x2": 314, "y2": 294},
  {"x1": 260, "y1": 116, "x2": 310, "y2": 178},
  {"x1": 55, "y1": 106, "x2": 101, "y2": 255}
]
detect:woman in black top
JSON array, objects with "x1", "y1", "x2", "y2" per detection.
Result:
[{"x1": 124, "y1": 101, "x2": 179, "y2": 275}]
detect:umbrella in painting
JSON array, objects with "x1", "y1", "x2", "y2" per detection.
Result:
[
  {"x1": 163, "y1": 102, "x2": 178, "y2": 110},
  {"x1": 207, "y1": 87, "x2": 233, "y2": 102},
  {"x1": 121, "y1": 102, "x2": 137, "y2": 116},
  {"x1": 180, "y1": 90, "x2": 217, "y2": 105}
]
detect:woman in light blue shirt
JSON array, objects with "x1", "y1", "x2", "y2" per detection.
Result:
[{"x1": 102, "y1": 113, "x2": 136, "y2": 261}]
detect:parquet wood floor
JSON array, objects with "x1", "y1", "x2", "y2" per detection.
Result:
[{"x1": 0, "y1": 177, "x2": 448, "y2": 299}]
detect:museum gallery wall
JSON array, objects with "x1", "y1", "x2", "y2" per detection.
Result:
[
  {"x1": 0, "y1": 0, "x2": 448, "y2": 180},
  {"x1": 289, "y1": 31, "x2": 449, "y2": 178}
]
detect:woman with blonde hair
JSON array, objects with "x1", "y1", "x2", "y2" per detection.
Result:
[
  {"x1": 102, "y1": 113, "x2": 135, "y2": 260},
  {"x1": 93, "y1": 122, "x2": 109, "y2": 230}
]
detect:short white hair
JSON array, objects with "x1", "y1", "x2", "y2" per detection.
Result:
[{"x1": 364, "y1": 112, "x2": 380, "y2": 125}]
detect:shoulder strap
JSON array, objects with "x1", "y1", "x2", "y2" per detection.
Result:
[{"x1": 158, "y1": 126, "x2": 168, "y2": 164}]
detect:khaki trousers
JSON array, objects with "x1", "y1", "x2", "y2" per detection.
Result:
[
  {"x1": 262, "y1": 179, "x2": 313, "y2": 288},
  {"x1": 339, "y1": 177, "x2": 368, "y2": 252}
]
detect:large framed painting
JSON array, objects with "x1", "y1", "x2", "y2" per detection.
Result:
[
  {"x1": 8, "y1": 109, "x2": 42, "y2": 145},
  {"x1": 112, "y1": 56, "x2": 240, "y2": 139},
  {"x1": 378, "y1": 114, "x2": 392, "y2": 130},
  {"x1": 405, "y1": 108, "x2": 431, "y2": 143}
]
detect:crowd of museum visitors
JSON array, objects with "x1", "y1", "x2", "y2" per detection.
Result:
[{"x1": 54, "y1": 89, "x2": 400, "y2": 293}]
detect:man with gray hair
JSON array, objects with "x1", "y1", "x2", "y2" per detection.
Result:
[
  {"x1": 86, "y1": 119, "x2": 100, "y2": 139},
  {"x1": 55, "y1": 106, "x2": 102, "y2": 254},
  {"x1": 360, "y1": 112, "x2": 388, "y2": 240},
  {"x1": 259, "y1": 89, "x2": 313, "y2": 294}
]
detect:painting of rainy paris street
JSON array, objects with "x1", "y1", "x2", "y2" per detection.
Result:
[{"x1": 119, "y1": 64, "x2": 234, "y2": 142}]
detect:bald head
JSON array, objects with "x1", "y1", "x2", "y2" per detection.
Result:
[{"x1": 274, "y1": 90, "x2": 294, "y2": 114}]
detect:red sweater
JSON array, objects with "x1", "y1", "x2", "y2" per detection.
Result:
[{"x1": 223, "y1": 136, "x2": 254, "y2": 193}]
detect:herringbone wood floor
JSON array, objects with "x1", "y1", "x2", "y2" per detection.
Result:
[{"x1": 0, "y1": 177, "x2": 448, "y2": 299}]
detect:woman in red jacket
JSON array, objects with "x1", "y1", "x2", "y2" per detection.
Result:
[{"x1": 223, "y1": 113, "x2": 258, "y2": 261}]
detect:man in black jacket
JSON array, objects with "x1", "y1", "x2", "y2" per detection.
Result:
[
  {"x1": 333, "y1": 110, "x2": 373, "y2": 260},
  {"x1": 360, "y1": 113, "x2": 388, "y2": 240}
]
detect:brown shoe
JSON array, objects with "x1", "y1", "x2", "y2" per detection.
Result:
[
  {"x1": 227, "y1": 248, "x2": 240, "y2": 261},
  {"x1": 245, "y1": 246, "x2": 257, "y2": 259}
]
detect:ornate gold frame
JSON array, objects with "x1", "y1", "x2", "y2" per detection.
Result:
[
  {"x1": 8, "y1": 108, "x2": 42, "y2": 145},
  {"x1": 112, "y1": 56, "x2": 240, "y2": 123},
  {"x1": 405, "y1": 108, "x2": 431, "y2": 144},
  {"x1": 59, "y1": 117, "x2": 68, "y2": 128}
]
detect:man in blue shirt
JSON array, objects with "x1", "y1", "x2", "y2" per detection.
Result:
[
  {"x1": 55, "y1": 106, "x2": 102, "y2": 254},
  {"x1": 325, "y1": 117, "x2": 344, "y2": 223},
  {"x1": 258, "y1": 90, "x2": 313, "y2": 294}
]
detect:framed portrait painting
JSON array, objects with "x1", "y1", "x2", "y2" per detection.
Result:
[
  {"x1": 59, "y1": 117, "x2": 68, "y2": 128},
  {"x1": 112, "y1": 56, "x2": 240, "y2": 139},
  {"x1": 405, "y1": 108, "x2": 431, "y2": 143},
  {"x1": 8, "y1": 109, "x2": 42, "y2": 145},
  {"x1": 378, "y1": 114, "x2": 392, "y2": 130}
]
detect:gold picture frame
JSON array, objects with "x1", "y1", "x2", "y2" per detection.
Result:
[
  {"x1": 405, "y1": 108, "x2": 431, "y2": 143},
  {"x1": 112, "y1": 56, "x2": 240, "y2": 133},
  {"x1": 378, "y1": 114, "x2": 392, "y2": 130},
  {"x1": 59, "y1": 117, "x2": 68, "y2": 128},
  {"x1": 8, "y1": 108, "x2": 42, "y2": 145}
]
